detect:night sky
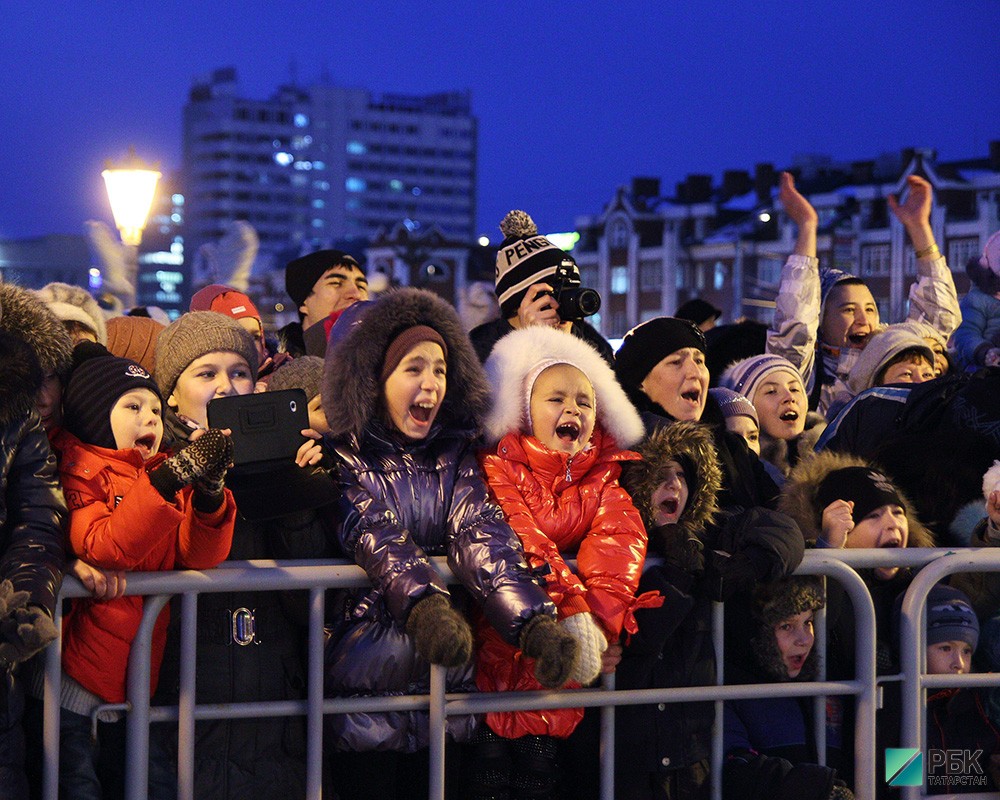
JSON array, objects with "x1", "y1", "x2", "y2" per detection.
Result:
[{"x1": 3, "y1": 1, "x2": 998, "y2": 243}]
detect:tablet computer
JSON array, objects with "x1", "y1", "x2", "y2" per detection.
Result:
[{"x1": 207, "y1": 388, "x2": 308, "y2": 470}]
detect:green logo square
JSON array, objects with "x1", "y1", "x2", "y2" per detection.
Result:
[{"x1": 886, "y1": 748, "x2": 923, "y2": 787}]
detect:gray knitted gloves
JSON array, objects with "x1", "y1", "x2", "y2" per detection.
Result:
[
  {"x1": 518, "y1": 614, "x2": 579, "y2": 689},
  {"x1": 149, "y1": 429, "x2": 233, "y2": 510},
  {"x1": 406, "y1": 593, "x2": 473, "y2": 667},
  {"x1": 0, "y1": 580, "x2": 58, "y2": 668},
  {"x1": 560, "y1": 612, "x2": 608, "y2": 685}
]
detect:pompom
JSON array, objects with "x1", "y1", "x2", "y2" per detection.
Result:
[
  {"x1": 499, "y1": 209, "x2": 538, "y2": 239},
  {"x1": 983, "y1": 460, "x2": 1000, "y2": 500}
]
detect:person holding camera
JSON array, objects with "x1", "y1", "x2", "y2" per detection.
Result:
[{"x1": 469, "y1": 209, "x2": 614, "y2": 365}]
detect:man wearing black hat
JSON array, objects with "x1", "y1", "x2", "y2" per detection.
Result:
[
  {"x1": 279, "y1": 250, "x2": 368, "y2": 356},
  {"x1": 469, "y1": 210, "x2": 613, "y2": 365}
]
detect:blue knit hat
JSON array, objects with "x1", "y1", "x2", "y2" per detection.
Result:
[
  {"x1": 926, "y1": 584, "x2": 979, "y2": 649},
  {"x1": 708, "y1": 387, "x2": 758, "y2": 427}
]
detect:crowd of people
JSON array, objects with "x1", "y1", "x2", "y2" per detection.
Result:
[{"x1": 1, "y1": 171, "x2": 1000, "y2": 800}]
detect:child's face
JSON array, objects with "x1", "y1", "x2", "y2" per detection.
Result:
[
  {"x1": 926, "y1": 640, "x2": 973, "y2": 675},
  {"x1": 847, "y1": 503, "x2": 908, "y2": 581},
  {"x1": 650, "y1": 459, "x2": 689, "y2": 526},
  {"x1": 774, "y1": 610, "x2": 815, "y2": 679},
  {"x1": 36, "y1": 372, "x2": 63, "y2": 432},
  {"x1": 110, "y1": 388, "x2": 163, "y2": 460},
  {"x1": 382, "y1": 340, "x2": 446, "y2": 440},
  {"x1": 820, "y1": 283, "x2": 879, "y2": 349},
  {"x1": 752, "y1": 374, "x2": 806, "y2": 440},
  {"x1": 168, "y1": 352, "x2": 255, "y2": 429},
  {"x1": 307, "y1": 394, "x2": 330, "y2": 435},
  {"x1": 528, "y1": 364, "x2": 595, "y2": 457},
  {"x1": 879, "y1": 355, "x2": 936, "y2": 386},
  {"x1": 725, "y1": 415, "x2": 760, "y2": 455}
]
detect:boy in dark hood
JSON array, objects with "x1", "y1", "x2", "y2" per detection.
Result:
[{"x1": 613, "y1": 422, "x2": 804, "y2": 800}]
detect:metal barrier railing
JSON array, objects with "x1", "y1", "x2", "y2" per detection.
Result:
[{"x1": 37, "y1": 547, "x2": 988, "y2": 800}]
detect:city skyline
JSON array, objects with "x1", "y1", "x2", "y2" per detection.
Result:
[{"x1": 3, "y1": 1, "x2": 998, "y2": 244}]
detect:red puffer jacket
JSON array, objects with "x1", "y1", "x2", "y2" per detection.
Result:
[
  {"x1": 476, "y1": 426, "x2": 656, "y2": 738},
  {"x1": 54, "y1": 431, "x2": 236, "y2": 703}
]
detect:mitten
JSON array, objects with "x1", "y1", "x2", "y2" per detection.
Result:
[
  {"x1": 149, "y1": 429, "x2": 233, "y2": 502},
  {"x1": 405, "y1": 593, "x2": 473, "y2": 668},
  {"x1": 652, "y1": 525, "x2": 705, "y2": 574},
  {"x1": 519, "y1": 615, "x2": 578, "y2": 689},
  {"x1": 559, "y1": 612, "x2": 607, "y2": 685},
  {"x1": 0, "y1": 606, "x2": 58, "y2": 667},
  {"x1": 0, "y1": 580, "x2": 30, "y2": 620}
]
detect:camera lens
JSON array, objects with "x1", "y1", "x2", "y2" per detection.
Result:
[{"x1": 557, "y1": 287, "x2": 602, "y2": 320}]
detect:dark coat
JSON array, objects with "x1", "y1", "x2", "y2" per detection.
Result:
[
  {"x1": 322, "y1": 289, "x2": 554, "y2": 753},
  {"x1": 615, "y1": 422, "x2": 805, "y2": 799},
  {"x1": 926, "y1": 688, "x2": 1000, "y2": 794},
  {"x1": 151, "y1": 407, "x2": 333, "y2": 800},
  {"x1": 0, "y1": 331, "x2": 66, "y2": 794},
  {"x1": 468, "y1": 316, "x2": 615, "y2": 366}
]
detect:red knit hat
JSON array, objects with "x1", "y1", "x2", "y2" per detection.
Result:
[{"x1": 190, "y1": 285, "x2": 261, "y2": 327}]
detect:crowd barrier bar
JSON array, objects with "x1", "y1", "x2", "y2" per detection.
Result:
[{"x1": 37, "y1": 548, "x2": 973, "y2": 800}]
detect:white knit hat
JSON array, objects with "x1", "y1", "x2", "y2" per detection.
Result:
[{"x1": 35, "y1": 282, "x2": 108, "y2": 344}]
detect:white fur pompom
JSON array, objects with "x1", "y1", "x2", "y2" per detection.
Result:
[{"x1": 984, "y1": 460, "x2": 1000, "y2": 500}]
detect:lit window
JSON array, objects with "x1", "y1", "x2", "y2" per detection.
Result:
[
  {"x1": 390, "y1": 179, "x2": 404, "y2": 191},
  {"x1": 312, "y1": 161, "x2": 326, "y2": 170},
  {"x1": 171, "y1": 194, "x2": 184, "y2": 205},
  {"x1": 312, "y1": 199, "x2": 325, "y2": 209},
  {"x1": 312, "y1": 219, "x2": 324, "y2": 228},
  {"x1": 273, "y1": 152, "x2": 294, "y2": 167},
  {"x1": 611, "y1": 266, "x2": 628, "y2": 294},
  {"x1": 170, "y1": 213, "x2": 182, "y2": 224},
  {"x1": 293, "y1": 161, "x2": 313, "y2": 171},
  {"x1": 713, "y1": 261, "x2": 726, "y2": 291},
  {"x1": 346, "y1": 177, "x2": 367, "y2": 192},
  {"x1": 346, "y1": 141, "x2": 367, "y2": 155},
  {"x1": 294, "y1": 113, "x2": 309, "y2": 128}
]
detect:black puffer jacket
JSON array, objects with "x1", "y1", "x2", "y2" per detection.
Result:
[
  {"x1": 0, "y1": 330, "x2": 66, "y2": 794},
  {"x1": 615, "y1": 422, "x2": 804, "y2": 799},
  {"x1": 321, "y1": 289, "x2": 554, "y2": 753},
  {"x1": 150, "y1": 407, "x2": 333, "y2": 800}
]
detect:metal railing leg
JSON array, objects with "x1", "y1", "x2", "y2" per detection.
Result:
[{"x1": 307, "y1": 587, "x2": 325, "y2": 799}]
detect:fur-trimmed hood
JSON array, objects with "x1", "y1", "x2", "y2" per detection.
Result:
[
  {"x1": 0, "y1": 329, "x2": 44, "y2": 428},
  {"x1": 483, "y1": 325, "x2": 644, "y2": 447},
  {"x1": 759, "y1": 411, "x2": 827, "y2": 477},
  {"x1": 620, "y1": 420, "x2": 722, "y2": 549},
  {"x1": 0, "y1": 282, "x2": 74, "y2": 379},
  {"x1": 778, "y1": 450, "x2": 934, "y2": 548},
  {"x1": 322, "y1": 288, "x2": 490, "y2": 441}
]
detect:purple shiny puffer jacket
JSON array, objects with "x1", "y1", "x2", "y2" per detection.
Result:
[{"x1": 325, "y1": 418, "x2": 553, "y2": 753}]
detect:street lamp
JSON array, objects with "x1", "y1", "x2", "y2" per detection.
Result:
[{"x1": 101, "y1": 147, "x2": 161, "y2": 309}]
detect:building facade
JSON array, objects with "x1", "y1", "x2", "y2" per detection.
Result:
[
  {"x1": 182, "y1": 67, "x2": 477, "y2": 282},
  {"x1": 573, "y1": 144, "x2": 1000, "y2": 340}
]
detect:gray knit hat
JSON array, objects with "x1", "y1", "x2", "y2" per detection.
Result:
[
  {"x1": 154, "y1": 311, "x2": 259, "y2": 397},
  {"x1": 266, "y1": 356, "x2": 324, "y2": 401}
]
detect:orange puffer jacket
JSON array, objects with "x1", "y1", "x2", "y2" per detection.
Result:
[
  {"x1": 54, "y1": 431, "x2": 236, "y2": 704},
  {"x1": 476, "y1": 426, "x2": 656, "y2": 739}
]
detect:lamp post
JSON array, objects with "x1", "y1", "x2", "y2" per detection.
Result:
[{"x1": 101, "y1": 147, "x2": 161, "y2": 309}]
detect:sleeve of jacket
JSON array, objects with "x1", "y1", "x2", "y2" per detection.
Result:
[
  {"x1": 907, "y1": 253, "x2": 961, "y2": 340},
  {"x1": 62, "y1": 462, "x2": 191, "y2": 570},
  {"x1": 334, "y1": 455, "x2": 447, "y2": 624},
  {"x1": 448, "y1": 447, "x2": 555, "y2": 647},
  {"x1": 622, "y1": 562, "x2": 697, "y2": 657},
  {"x1": 952, "y1": 291, "x2": 991, "y2": 370},
  {"x1": 576, "y1": 472, "x2": 650, "y2": 638},
  {"x1": 723, "y1": 748, "x2": 837, "y2": 800},
  {"x1": 479, "y1": 452, "x2": 589, "y2": 616},
  {"x1": 1, "y1": 415, "x2": 66, "y2": 616},
  {"x1": 768, "y1": 255, "x2": 821, "y2": 395},
  {"x1": 174, "y1": 487, "x2": 236, "y2": 569}
]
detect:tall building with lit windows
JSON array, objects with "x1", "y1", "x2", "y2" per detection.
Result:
[{"x1": 181, "y1": 67, "x2": 477, "y2": 279}]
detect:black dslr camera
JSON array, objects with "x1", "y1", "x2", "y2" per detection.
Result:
[{"x1": 546, "y1": 258, "x2": 601, "y2": 321}]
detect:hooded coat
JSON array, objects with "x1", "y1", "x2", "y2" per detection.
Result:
[
  {"x1": 0, "y1": 329, "x2": 66, "y2": 794},
  {"x1": 475, "y1": 326, "x2": 650, "y2": 739},
  {"x1": 321, "y1": 288, "x2": 554, "y2": 753},
  {"x1": 614, "y1": 422, "x2": 805, "y2": 798}
]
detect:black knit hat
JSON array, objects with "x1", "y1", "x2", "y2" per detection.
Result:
[
  {"x1": 614, "y1": 317, "x2": 707, "y2": 392},
  {"x1": 675, "y1": 298, "x2": 721, "y2": 327},
  {"x1": 285, "y1": 249, "x2": 362, "y2": 308},
  {"x1": 494, "y1": 210, "x2": 580, "y2": 318},
  {"x1": 63, "y1": 343, "x2": 162, "y2": 450},
  {"x1": 816, "y1": 466, "x2": 903, "y2": 525}
]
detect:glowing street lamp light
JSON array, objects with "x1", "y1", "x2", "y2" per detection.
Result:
[{"x1": 102, "y1": 147, "x2": 161, "y2": 247}]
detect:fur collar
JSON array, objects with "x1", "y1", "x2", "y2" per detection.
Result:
[
  {"x1": 0, "y1": 330, "x2": 44, "y2": 428},
  {"x1": 0, "y1": 282, "x2": 74, "y2": 379},
  {"x1": 322, "y1": 288, "x2": 490, "y2": 442},
  {"x1": 620, "y1": 420, "x2": 722, "y2": 552},
  {"x1": 778, "y1": 450, "x2": 935, "y2": 547},
  {"x1": 483, "y1": 325, "x2": 643, "y2": 447},
  {"x1": 759, "y1": 412, "x2": 827, "y2": 477}
]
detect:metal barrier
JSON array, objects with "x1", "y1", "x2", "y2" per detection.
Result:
[{"x1": 36, "y1": 547, "x2": 988, "y2": 800}]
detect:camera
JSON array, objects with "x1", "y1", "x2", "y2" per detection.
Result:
[{"x1": 547, "y1": 258, "x2": 601, "y2": 321}]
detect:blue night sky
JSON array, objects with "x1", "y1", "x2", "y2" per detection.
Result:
[{"x1": 3, "y1": 1, "x2": 998, "y2": 242}]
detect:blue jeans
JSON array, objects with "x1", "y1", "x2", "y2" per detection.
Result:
[{"x1": 58, "y1": 709, "x2": 125, "y2": 800}]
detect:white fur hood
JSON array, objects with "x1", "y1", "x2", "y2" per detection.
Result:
[{"x1": 483, "y1": 326, "x2": 644, "y2": 447}]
